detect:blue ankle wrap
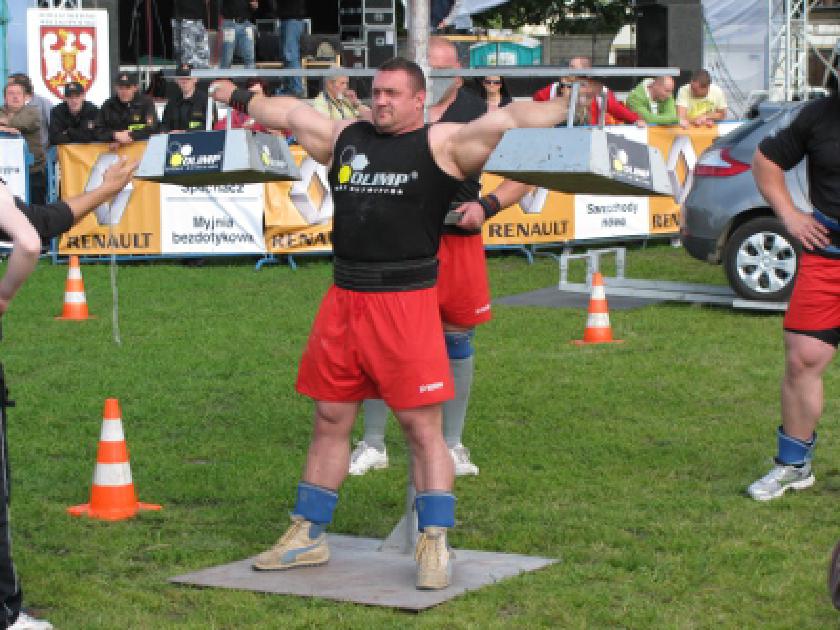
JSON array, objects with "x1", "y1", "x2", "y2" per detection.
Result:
[
  {"x1": 445, "y1": 331, "x2": 475, "y2": 360},
  {"x1": 416, "y1": 491, "x2": 456, "y2": 530},
  {"x1": 776, "y1": 426, "x2": 817, "y2": 465},
  {"x1": 293, "y1": 482, "x2": 338, "y2": 525}
]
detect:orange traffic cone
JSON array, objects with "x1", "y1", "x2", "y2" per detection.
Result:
[
  {"x1": 572, "y1": 272, "x2": 623, "y2": 345},
  {"x1": 56, "y1": 255, "x2": 91, "y2": 320},
  {"x1": 68, "y1": 398, "x2": 162, "y2": 521}
]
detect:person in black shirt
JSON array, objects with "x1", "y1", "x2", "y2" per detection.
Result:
[
  {"x1": 48, "y1": 81, "x2": 100, "y2": 145},
  {"x1": 97, "y1": 72, "x2": 158, "y2": 148},
  {"x1": 747, "y1": 95, "x2": 840, "y2": 501},
  {"x1": 0, "y1": 156, "x2": 136, "y2": 630},
  {"x1": 211, "y1": 57, "x2": 569, "y2": 590},
  {"x1": 220, "y1": 0, "x2": 259, "y2": 69},
  {"x1": 172, "y1": 0, "x2": 211, "y2": 68},
  {"x1": 161, "y1": 63, "x2": 211, "y2": 132}
]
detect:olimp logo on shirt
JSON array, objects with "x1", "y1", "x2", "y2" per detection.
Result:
[{"x1": 335, "y1": 145, "x2": 417, "y2": 194}]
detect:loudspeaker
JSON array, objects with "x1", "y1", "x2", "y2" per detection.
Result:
[
  {"x1": 366, "y1": 28, "x2": 396, "y2": 68},
  {"x1": 636, "y1": 0, "x2": 702, "y2": 86}
]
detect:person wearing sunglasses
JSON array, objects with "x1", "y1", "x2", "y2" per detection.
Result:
[{"x1": 475, "y1": 75, "x2": 512, "y2": 111}]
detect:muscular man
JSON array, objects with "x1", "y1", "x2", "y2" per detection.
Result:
[
  {"x1": 352, "y1": 37, "x2": 492, "y2": 477},
  {"x1": 0, "y1": 156, "x2": 136, "y2": 630},
  {"x1": 212, "y1": 57, "x2": 568, "y2": 589},
  {"x1": 747, "y1": 94, "x2": 840, "y2": 500}
]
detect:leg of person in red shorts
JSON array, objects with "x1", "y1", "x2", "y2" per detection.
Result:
[
  {"x1": 748, "y1": 251, "x2": 840, "y2": 500},
  {"x1": 253, "y1": 287, "x2": 458, "y2": 589}
]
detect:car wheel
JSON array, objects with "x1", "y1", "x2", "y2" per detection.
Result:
[{"x1": 723, "y1": 216, "x2": 799, "y2": 302}]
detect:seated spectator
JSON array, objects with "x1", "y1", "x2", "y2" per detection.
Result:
[
  {"x1": 676, "y1": 69, "x2": 728, "y2": 129},
  {"x1": 161, "y1": 63, "x2": 212, "y2": 132},
  {"x1": 474, "y1": 75, "x2": 512, "y2": 111},
  {"x1": 96, "y1": 72, "x2": 159, "y2": 149},
  {"x1": 0, "y1": 81, "x2": 46, "y2": 204},
  {"x1": 8, "y1": 72, "x2": 51, "y2": 151},
  {"x1": 213, "y1": 78, "x2": 270, "y2": 131},
  {"x1": 311, "y1": 75, "x2": 370, "y2": 120},
  {"x1": 49, "y1": 81, "x2": 100, "y2": 145},
  {"x1": 625, "y1": 76, "x2": 678, "y2": 125}
]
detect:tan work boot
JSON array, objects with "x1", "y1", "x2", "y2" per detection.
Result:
[
  {"x1": 415, "y1": 526, "x2": 454, "y2": 589},
  {"x1": 252, "y1": 515, "x2": 329, "y2": 571}
]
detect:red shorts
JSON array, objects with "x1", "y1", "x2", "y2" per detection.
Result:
[
  {"x1": 436, "y1": 233, "x2": 492, "y2": 327},
  {"x1": 295, "y1": 285, "x2": 454, "y2": 410},
  {"x1": 784, "y1": 251, "x2": 840, "y2": 331}
]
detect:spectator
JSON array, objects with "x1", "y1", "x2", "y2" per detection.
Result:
[
  {"x1": 97, "y1": 72, "x2": 159, "y2": 149},
  {"x1": 311, "y1": 75, "x2": 369, "y2": 120},
  {"x1": 474, "y1": 75, "x2": 512, "y2": 111},
  {"x1": 213, "y1": 78, "x2": 270, "y2": 131},
  {"x1": 161, "y1": 63, "x2": 212, "y2": 132},
  {"x1": 8, "y1": 73, "x2": 51, "y2": 151},
  {"x1": 625, "y1": 75, "x2": 678, "y2": 125},
  {"x1": 588, "y1": 81, "x2": 645, "y2": 127},
  {"x1": 0, "y1": 82, "x2": 46, "y2": 204},
  {"x1": 533, "y1": 56, "x2": 595, "y2": 125},
  {"x1": 48, "y1": 81, "x2": 100, "y2": 145},
  {"x1": 220, "y1": 0, "x2": 258, "y2": 69},
  {"x1": 172, "y1": 0, "x2": 211, "y2": 68},
  {"x1": 676, "y1": 68, "x2": 728, "y2": 129},
  {"x1": 276, "y1": 0, "x2": 307, "y2": 97},
  {"x1": 431, "y1": 0, "x2": 455, "y2": 29}
]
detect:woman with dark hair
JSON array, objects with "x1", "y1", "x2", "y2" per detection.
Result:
[{"x1": 475, "y1": 75, "x2": 512, "y2": 111}]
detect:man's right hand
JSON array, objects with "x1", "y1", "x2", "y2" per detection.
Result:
[
  {"x1": 209, "y1": 80, "x2": 237, "y2": 105},
  {"x1": 113, "y1": 130, "x2": 133, "y2": 144},
  {"x1": 781, "y1": 210, "x2": 830, "y2": 251},
  {"x1": 101, "y1": 157, "x2": 138, "y2": 194}
]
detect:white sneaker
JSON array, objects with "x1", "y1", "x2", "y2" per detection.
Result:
[
  {"x1": 9, "y1": 612, "x2": 53, "y2": 630},
  {"x1": 450, "y1": 443, "x2": 479, "y2": 476},
  {"x1": 348, "y1": 441, "x2": 388, "y2": 476},
  {"x1": 747, "y1": 461, "x2": 815, "y2": 501}
]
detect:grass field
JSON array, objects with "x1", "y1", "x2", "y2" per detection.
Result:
[{"x1": 3, "y1": 244, "x2": 839, "y2": 628}]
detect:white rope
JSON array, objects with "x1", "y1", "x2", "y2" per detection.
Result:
[{"x1": 108, "y1": 219, "x2": 121, "y2": 346}]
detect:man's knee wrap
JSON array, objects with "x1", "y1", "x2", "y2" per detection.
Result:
[
  {"x1": 415, "y1": 491, "x2": 456, "y2": 530},
  {"x1": 445, "y1": 330, "x2": 474, "y2": 360},
  {"x1": 293, "y1": 481, "x2": 338, "y2": 525},
  {"x1": 776, "y1": 425, "x2": 816, "y2": 466}
]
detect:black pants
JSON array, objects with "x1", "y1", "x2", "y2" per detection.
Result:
[{"x1": 0, "y1": 368, "x2": 21, "y2": 628}]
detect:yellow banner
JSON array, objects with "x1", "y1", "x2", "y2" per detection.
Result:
[{"x1": 56, "y1": 125, "x2": 736, "y2": 256}]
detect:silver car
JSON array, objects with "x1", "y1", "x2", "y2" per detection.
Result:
[{"x1": 681, "y1": 101, "x2": 812, "y2": 302}]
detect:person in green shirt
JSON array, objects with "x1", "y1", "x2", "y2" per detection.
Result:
[{"x1": 625, "y1": 76, "x2": 678, "y2": 125}]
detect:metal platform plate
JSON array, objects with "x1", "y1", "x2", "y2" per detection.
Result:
[
  {"x1": 136, "y1": 129, "x2": 301, "y2": 185},
  {"x1": 170, "y1": 534, "x2": 558, "y2": 611},
  {"x1": 484, "y1": 128, "x2": 672, "y2": 196}
]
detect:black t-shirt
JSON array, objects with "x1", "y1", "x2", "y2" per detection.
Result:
[
  {"x1": 173, "y1": 0, "x2": 207, "y2": 20},
  {"x1": 222, "y1": 0, "x2": 253, "y2": 20},
  {"x1": 759, "y1": 96, "x2": 840, "y2": 219},
  {"x1": 329, "y1": 121, "x2": 462, "y2": 264},
  {"x1": 438, "y1": 87, "x2": 487, "y2": 234}
]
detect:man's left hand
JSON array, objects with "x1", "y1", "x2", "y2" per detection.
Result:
[
  {"x1": 454, "y1": 201, "x2": 485, "y2": 231},
  {"x1": 209, "y1": 80, "x2": 237, "y2": 105}
]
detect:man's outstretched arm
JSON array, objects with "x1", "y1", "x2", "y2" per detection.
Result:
[
  {"x1": 432, "y1": 96, "x2": 570, "y2": 182},
  {"x1": 0, "y1": 186, "x2": 41, "y2": 316},
  {"x1": 211, "y1": 80, "x2": 347, "y2": 165}
]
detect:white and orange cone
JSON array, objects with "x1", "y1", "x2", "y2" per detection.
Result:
[
  {"x1": 68, "y1": 398, "x2": 162, "y2": 521},
  {"x1": 572, "y1": 272, "x2": 623, "y2": 345},
  {"x1": 56, "y1": 255, "x2": 91, "y2": 320}
]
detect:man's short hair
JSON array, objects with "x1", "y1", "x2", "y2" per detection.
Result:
[
  {"x1": 378, "y1": 57, "x2": 426, "y2": 93},
  {"x1": 8, "y1": 73, "x2": 33, "y2": 95},
  {"x1": 691, "y1": 69, "x2": 711, "y2": 87}
]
